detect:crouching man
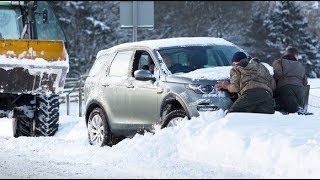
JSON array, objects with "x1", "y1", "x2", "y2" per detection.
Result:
[
  {"x1": 272, "y1": 47, "x2": 308, "y2": 114},
  {"x1": 216, "y1": 52, "x2": 276, "y2": 114}
]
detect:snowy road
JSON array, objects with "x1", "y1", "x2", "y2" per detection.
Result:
[{"x1": 0, "y1": 115, "x2": 257, "y2": 179}]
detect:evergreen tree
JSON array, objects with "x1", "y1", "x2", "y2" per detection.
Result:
[
  {"x1": 264, "y1": 1, "x2": 318, "y2": 77},
  {"x1": 245, "y1": 3, "x2": 273, "y2": 64},
  {"x1": 51, "y1": 1, "x2": 128, "y2": 77},
  {"x1": 49, "y1": 1, "x2": 320, "y2": 78}
]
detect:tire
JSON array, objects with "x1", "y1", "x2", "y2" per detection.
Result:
[
  {"x1": 87, "y1": 107, "x2": 111, "y2": 146},
  {"x1": 34, "y1": 94, "x2": 60, "y2": 136},
  {"x1": 161, "y1": 108, "x2": 187, "y2": 129},
  {"x1": 13, "y1": 117, "x2": 34, "y2": 137}
]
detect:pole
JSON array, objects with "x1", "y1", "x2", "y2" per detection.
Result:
[
  {"x1": 79, "y1": 79, "x2": 83, "y2": 117},
  {"x1": 66, "y1": 94, "x2": 70, "y2": 115},
  {"x1": 132, "y1": 1, "x2": 138, "y2": 42}
]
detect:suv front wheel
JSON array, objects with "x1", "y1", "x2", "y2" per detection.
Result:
[
  {"x1": 161, "y1": 109, "x2": 187, "y2": 128},
  {"x1": 87, "y1": 107, "x2": 110, "y2": 146}
]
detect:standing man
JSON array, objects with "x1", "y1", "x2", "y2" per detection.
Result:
[
  {"x1": 216, "y1": 51, "x2": 276, "y2": 114},
  {"x1": 272, "y1": 47, "x2": 308, "y2": 114}
]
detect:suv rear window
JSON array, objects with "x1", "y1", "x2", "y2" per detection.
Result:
[
  {"x1": 158, "y1": 45, "x2": 241, "y2": 73},
  {"x1": 109, "y1": 50, "x2": 133, "y2": 77}
]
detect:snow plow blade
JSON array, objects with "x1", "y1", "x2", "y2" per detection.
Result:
[
  {"x1": 0, "y1": 39, "x2": 69, "y2": 94},
  {"x1": 0, "y1": 39, "x2": 66, "y2": 61}
]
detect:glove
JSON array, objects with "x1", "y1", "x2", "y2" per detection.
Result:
[{"x1": 216, "y1": 80, "x2": 230, "y2": 90}]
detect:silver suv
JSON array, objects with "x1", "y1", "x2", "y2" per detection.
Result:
[{"x1": 84, "y1": 37, "x2": 247, "y2": 146}]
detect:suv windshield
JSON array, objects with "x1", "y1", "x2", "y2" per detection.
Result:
[{"x1": 158, "y1": 45, "x2": 241, "y2": 74}]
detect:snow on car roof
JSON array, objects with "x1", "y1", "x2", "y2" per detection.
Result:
[{"x1": 97, "y1": 37, "x2": 236, "y2": 58}]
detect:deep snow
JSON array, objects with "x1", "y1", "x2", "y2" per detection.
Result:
[{"x1": 0, "y1": 79, "x2": 320, "y2": 178}]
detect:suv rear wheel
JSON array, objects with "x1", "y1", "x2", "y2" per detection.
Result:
[
  {"x1": 161, "y1": 108, "x2": 187, "y2": 128},
  {"x1": 87, "y1": 107, "x2": 110, "y2": 146}
]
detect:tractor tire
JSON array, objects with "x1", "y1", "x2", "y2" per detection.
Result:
[
  {"x1": 13, "y1": 117, "x2": 34, "y2": 137},
  {"x1": 34, "y1": 94, "x2": 60, "y2": 136}
]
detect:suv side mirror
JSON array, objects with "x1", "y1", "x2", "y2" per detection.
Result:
[{"x1": 134, "y1": 70, "x2": 156, "y2": 81}]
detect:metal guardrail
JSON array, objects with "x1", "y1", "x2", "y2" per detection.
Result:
[{"x1": 59, "y1": 75, "x2": 88, "y2": 117}]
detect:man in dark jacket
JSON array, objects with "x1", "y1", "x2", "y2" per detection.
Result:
[
  {"x1": 216, "y1": 51, "x2": 276, "y2": 114},
  {"x1": 272, "y1": 47, "x2": 308, "y2": 114}
]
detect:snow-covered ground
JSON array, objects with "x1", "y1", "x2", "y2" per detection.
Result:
[{"x1": 1, "y1": 79, "x2": 320, "y2": 178}]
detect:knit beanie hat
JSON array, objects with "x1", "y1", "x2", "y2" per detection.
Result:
[{"x1": 231, "y1": 52, "x2": 247, "y2": 62}]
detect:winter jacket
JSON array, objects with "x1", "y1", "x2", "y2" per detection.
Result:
[
  {"x1": 272, "y1": 54, "x2": 307, "y2": 89},
  {"x1": 227, "y1": 58, "x2": 276, "y2": 96}
]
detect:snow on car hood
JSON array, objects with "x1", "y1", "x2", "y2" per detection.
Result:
[
  {"x1": 173, "y1": 63, "x2": 274, "y2": 82},
  {"x1": 175, "y1": 66, "x2": 233, "y2": 81}
]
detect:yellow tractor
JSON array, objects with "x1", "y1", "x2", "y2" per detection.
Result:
[{"x1": 0, "y1": 1, "x2": 69, "y2": 137}]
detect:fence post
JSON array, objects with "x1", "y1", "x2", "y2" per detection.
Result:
[
  {"x1": 79, "y1": 79, "x2": 83, "y2": 117},
  {"x1": 66, "y1": 94, "x2": 70, "y2": 115},
  {"x1": 303, "y1": 84, "x2": 310, "y2": 113}
]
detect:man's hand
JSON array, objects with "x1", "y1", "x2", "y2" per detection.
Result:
[{"x1": 216, "y1": 80, "x2": 230, "y2": 90}]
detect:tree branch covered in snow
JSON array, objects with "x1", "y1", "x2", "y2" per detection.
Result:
[{"x1": 50, "y1": 1, "x2": 320, "y2": 78}]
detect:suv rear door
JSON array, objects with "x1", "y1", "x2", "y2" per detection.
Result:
[{"x1": 103, "y1": 50, "x2": 134, "y2": 128}]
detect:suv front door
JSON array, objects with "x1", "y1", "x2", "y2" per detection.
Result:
[{"x1": 128, "y1": 50, "x2": 161, "y2": 129}]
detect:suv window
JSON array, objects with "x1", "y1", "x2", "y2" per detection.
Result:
[
  {"x1": 132, "y1": 50, "x2": 156, "y2": 76},
  {"x1": 89, "y1": 52, "x2": 115, "y2": 77},
  {"x1": 138, "y1": 54, "x2": 150, "y2": 69},
  {"x1": 158, "y1": 45, "x2": 240, "y2": 74},
  {"x1": 109, "y1": 50, "x2": 133, "y2": 77}
]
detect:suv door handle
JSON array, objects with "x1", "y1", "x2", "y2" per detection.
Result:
[
  {"x1": 102, "y1": 83, "x2": 109, "y2": 87},
  {"x1": 157, "y1": 87, "x2": 163, "y2": 93}
]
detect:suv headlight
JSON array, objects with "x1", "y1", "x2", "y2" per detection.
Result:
[{"x1": 186, "y1": 84, "x2": 216, "y2": 94}]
